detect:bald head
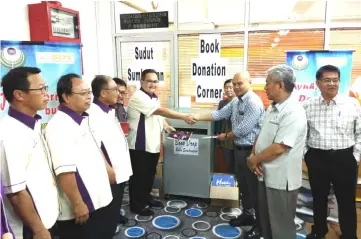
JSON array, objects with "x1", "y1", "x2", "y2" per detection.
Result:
[
  {"x1": 232, "y1": 71, "x2": 251, "y2": 97},
  {"x1": 233, "y1": 72, "x2": 251, "y2": 82}
]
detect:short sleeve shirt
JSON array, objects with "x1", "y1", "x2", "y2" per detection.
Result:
[
  {"x1": 127, "y1": 88, "x2": 163, "y2": 153},
  {"x1": 255, "y1": 96, "x2": 307, "y2": 190},
  {"x1": 45, "y1": 105, "x2": 112, "y2": 221},
  {"x1": 0, "y1": 107, "x2": 59, "y2": 237}
]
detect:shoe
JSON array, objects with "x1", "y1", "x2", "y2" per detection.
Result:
[
  {"x1": 130, "y1": 208, "x2": 154, "y2": 216},
  {"x1": 119, "y1": 215, "x2": 128, "y2": 224},
  {"x1": 229, "y1": 213, "x2": 255, "y2": 227},
  {"x1": 244, "y1": 226, "x2": 262, "y2": 239},
  {"x1": 148, "y1": 199, "x2": 163, "y2": 208}
]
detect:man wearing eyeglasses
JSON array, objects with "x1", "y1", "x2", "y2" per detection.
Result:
[
  {"x1": 0, "y1": 67, "x2": 59, "y2": 239},
  {"x1": 113, "y1": 77, "x2": 128, "y2": 123},
  {"x1": 44, "y1": 74, "x2": 113, "y2": 239},
  {"x1": 87, "y1": 75, "x2": 132, "y2": 236},
  {"x1": 127, "y1": 69, "x2": 195, "y2": 216},
  {"x1": 304, "y1": 65, "x2": 361, "y2": 239}
]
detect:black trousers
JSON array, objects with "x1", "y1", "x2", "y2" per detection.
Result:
[
  {"x1": 129, "y1": 149, "x2": 160, "y2": 211},
  {"x1": 234, "y1": 146, "x2": 260, "y2": 227},
  {"x1": 305, "y1": 147, "x2": 357, "y2": 239},
  {"x1": 57, "y1": 206, "x2": 112, "y2": 239},
  {"x1": 107, "y1": 183, "x2": 126, "y2": 230}
]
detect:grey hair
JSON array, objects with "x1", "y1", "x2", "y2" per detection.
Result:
[{"x1": 267, "y1": 64, "x2": 296, "y2": 93}]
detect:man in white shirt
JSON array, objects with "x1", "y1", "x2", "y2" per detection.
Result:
[
  {"x1": 303, "y1": 65, "x2": 361, "y2": 239},
  {"x1": 248, "y1": 65, "x2": 307, "y2": 239},
  {"x1": 0, "y1": 67, "x2": 59, "y2": 239},
  {"x1": 44, "y1": 74, "x2": 113, "y2": 239},
  {"x1": 127, "y1": 69, "x2": 195, "y2": 216},
  {"x1": 87, "y1": 75, "x2": 133, "y2": 234}
]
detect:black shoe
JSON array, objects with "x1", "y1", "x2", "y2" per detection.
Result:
[
  {"x1": 229, "y1": 213, "x2": 255, "y2": 227},
  {"x1": 244, "y1": 226, "x2": 262, "y2": 239},
  {"x1": 119, "y1": 215, "x2": 128, "y2": 224},
  {"x1": 130, "y1": 208, "x2": 154, "y2": 216},
  {"x1": 148, "y1": 199, "x2": 163, "y2": 208}
]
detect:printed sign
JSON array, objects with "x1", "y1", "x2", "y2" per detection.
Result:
[
  {"x1": 125, "y1": 42, "x2": 168, "y2": 87},
  {"x1": 191, "y1": 34, "x2": 227, "y2": 103},
  {"x1": 174, "y1": 138, "x2": 199, "y2": 156}
]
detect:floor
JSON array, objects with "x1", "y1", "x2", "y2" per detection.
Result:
[
  {"x1": 304, "y1": 208, "x2": 361, "y2": 239},
  {"x1": 114, "y1": 184, "x2": 309, "y2": 239}
]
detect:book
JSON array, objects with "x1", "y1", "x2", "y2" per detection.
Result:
[{"x1": 167, "y1": 131, "x2": 192, "y2": 141}]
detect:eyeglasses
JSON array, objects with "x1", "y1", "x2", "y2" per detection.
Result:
[
  {"x1": 22, "y1": 85, "x2": 49, "y2": 94},
  {"x1": 72, "y1": 90, "x2": 92, "y2": 96},
  {"x1": 144, "y1": 79, "x2": 159, "y2": 84},
  {"x1": 319, "y1": 78, "x2": 339, "y2": 84},
  {"x1": 118, "y1": 90, "x2": 127, "y2": 95},
  {"x1": 103, "y1": 88, "x2": 119, "y2": 93}
]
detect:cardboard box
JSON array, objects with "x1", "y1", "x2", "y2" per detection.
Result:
[{"x1": 210, "y1": 173, "x2": 239, "y2": 207}]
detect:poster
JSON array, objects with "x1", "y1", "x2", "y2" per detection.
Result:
[
  {"x1": 192, "y1": 34, "x2": 227, "y2": 103},
  {"x1": 286, "y1": 50, "x2": 354, "y2": 102},
  {"x1": 0, "y1": 41, "x2": 82, "y2": 125}
]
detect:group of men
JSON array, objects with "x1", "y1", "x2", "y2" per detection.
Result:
[
  {"x1": 193, "y1": 64, "x2": 360, "y2": 239},
  {"x1": 0, "y1": 64, "x2": 360, "y2": 239},
  {"x1": 0, "y1": 67, "x2": 196, "y2": 239}
]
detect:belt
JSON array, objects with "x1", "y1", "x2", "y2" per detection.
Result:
[
  {"x1": 309, "y1": 146, "x2": 353, "y2": 154},
  {"x1": 234, "y1": 144, "x2": 253, "y2": 150}
]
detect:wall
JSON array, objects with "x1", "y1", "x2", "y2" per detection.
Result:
[{"x1": 0, "y1": 0, "x2": 115, "y2": 83}]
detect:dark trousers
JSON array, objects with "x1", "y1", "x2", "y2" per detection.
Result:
[
  {"x1": 129, "y1": 149, "x2": 160, "y2": 211},
  {"x1": 305, "y1": 147, "x2": 357, "y2": 239},
  {"x1": 223, "y1": 148, "x2": 235, "y2": 174},
  {"x1": 23, "y1": 224, "x2": 58, "y2": 239},
  {"x1": 104, "y1": 182, "x2": 126, "y2": 236},
  {"x1": 234, "y1": 146, "x2": 260, "y2": 226},
  {"x1": 57, "y1": 206, "x2": 112, "y2": 239}
]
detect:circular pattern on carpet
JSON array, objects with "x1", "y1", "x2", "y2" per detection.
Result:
[
  {"x1": 124, "y1": 226, "x2": 145, "y2": 238},
  {"x1": 212, "y1": 223, "x2": 242, "y2": 239},
  {"x1": 152, "y1": 215, "x2": 181, "y2": 230}
]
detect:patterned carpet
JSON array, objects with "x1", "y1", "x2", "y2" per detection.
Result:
[{"x1": 114, "y1": 185, "x2": 309, "y2": 239}]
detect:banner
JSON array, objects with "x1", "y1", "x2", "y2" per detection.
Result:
[
  {"x1": 0, "y1": 41, "x2": 82, "y2": 125},
  {"x1": 286, "y1": 50, "x2": 354, "y2": 102}
]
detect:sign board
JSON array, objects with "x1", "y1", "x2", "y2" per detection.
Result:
[
  {"x1": 124, "y1": 42, "x2": 169, "y2": 88},
  {"x1": 174, "y1": 138, "x2": 199, "y2": 156},
  {"x1": 192, "y1": 34, "x2": 227, "y2": 103},
  {"x1": 120, "y1": 11, "x2": 169, "y2": 30}
]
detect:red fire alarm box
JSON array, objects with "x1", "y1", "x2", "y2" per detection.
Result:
[{"x1": 28, "y1": 1, "x2": 81, "y2": 43}]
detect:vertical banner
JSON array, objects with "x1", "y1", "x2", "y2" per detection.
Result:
[
  {"x1": 0, "y1": 41, "x2": 82, "y2": 125},
  {"x1": 192, "y1": 34, "x2": 227, "y2": 103},
  {"x1": 286, "y1": 50, "x2": 354, "y2": 102}
]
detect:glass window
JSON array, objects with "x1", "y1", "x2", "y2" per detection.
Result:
[
  {"x1": 114, "y1": 1, "x2": 174, "y2": 33},
  {"x1": 248, "y1": 30, "x2": 325, "y2": 107},
  {"x1": 178, "y1": 0, "x2": 245, "y2": 30},
  {"x1": 178, "y1": 33, "x2": 244, "y2": 108},
  {"x1": 330, "y1": 1, "x2": 361, "y2": 24},
  {"x1": 249, "y1": 1, "x2": 326, "y2": 28},
  {"x1": 330, "y1": 29, "x2": 361, "y2": 104},
  {"x1": 119, "y1": 41, "x2": 171, "y2": 107}
]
